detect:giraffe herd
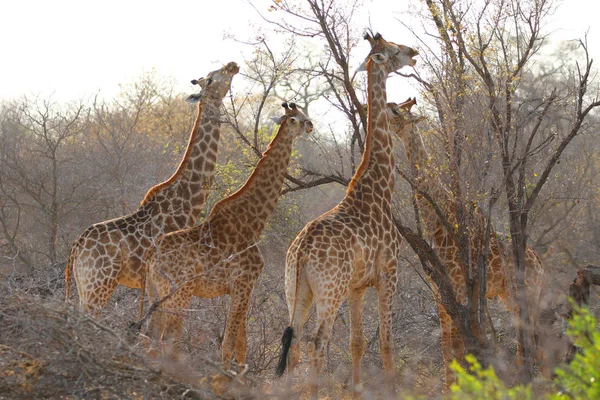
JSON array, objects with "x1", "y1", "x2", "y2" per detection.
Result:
[
  {"x1": 65, "y1": 62, "x2": 240, "y2": 318},
  {"x1": 64, "y1": 32, "x2": 546, "y2": 397}
]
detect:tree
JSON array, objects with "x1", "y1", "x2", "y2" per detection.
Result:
[
  {"x1": 402, "y1": 0, "x2": 600, "y2": 382},
  {"x1": 88, "y1": 72, "x2": 195, "y2": 216},
  {"x1": 0, "y1": 96, "x2": 90, "y2": 268}
]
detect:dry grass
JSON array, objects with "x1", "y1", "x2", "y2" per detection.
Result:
[
  {"x1": 0, "y1": 286, "x2": 266, "y2": 399},
  {"x1": 0, "y1": 254, "x2": 579, "y2": 399}
]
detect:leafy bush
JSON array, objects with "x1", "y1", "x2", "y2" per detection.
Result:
[
  {"x1": 447, "y1": 305, "x2": 600, "y2": 400},
  {"x1": 550, "y1": 304, "x2": 600, "y2": 399},
  {"x1": 449, "y1": 354, "x2": 533, "y2": 400}
]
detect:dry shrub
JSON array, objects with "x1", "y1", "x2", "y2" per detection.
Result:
[{"x1": 0, "y1": 287, "x2": 263, "y2": 399}]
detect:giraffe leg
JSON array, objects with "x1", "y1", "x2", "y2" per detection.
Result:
[
  {"x1": 80, "y1": 277, "x2": 119, "y2": 316},
  {"x1": 309, "y1": 298, "x2": 344, "y2": 400},
  {"x1": 234, "y1": 254, "x2": 263, "y2": 366},
  {"x1": 233, "y1": 288, "x2": 254, "y2": 366},
  {"x1": 526, "y1": 260, "x2": 547, "y2": 376},
  {"x1": 500, "y1": 292, "x2": 524, "y2": 366},
  {"x1": 146, "y1": 280, "x2": 193, "y2": 357},
  {"x1": 450, "y1": 316, "x2": 464, "y2": 372},
  {"x1": 285, "y1": 278, "x2": 313, "y2": 389},
  {"x1": 233, "y1": 301, "x2": 250, "y2": 366},
  {"x1": 159, "y1": 305, "x2": 188, "y2": 356},
  {"x1": 74, "y1": 255, "x2": 120, "y2": 315},
  {"x1": 438, "y1": 305, "x2": 456, "y2": 389},
  {"x1": 221, "y1": 288, "x2": 252, "y2": 370},
  {"x1": 348, "y1": 287, "x2": 367, "y2": 398},
  {"x1": 532, "y1": 316, "x2": 549, "y2": 377},
  {"x1": 377, "y1": 271, "x2": 398, "y2": 397},
  {"x1": 138, "y1": 267, "x2": 146, "y2": 321}
]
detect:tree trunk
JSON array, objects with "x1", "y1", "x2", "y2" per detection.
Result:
[{"x1": 507, "y1": 197, "x2": 534, "y2": 382}]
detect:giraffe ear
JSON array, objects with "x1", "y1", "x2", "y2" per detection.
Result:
[
  {"x1": 185, "y1": 93, "x2": 202, "y2": 104},
  {"x1": 356, "y1": 59, "x2": 368, "y2": 72},
  {"x1": 271, "y1": 116, "x2": 286, "y2": 125}
]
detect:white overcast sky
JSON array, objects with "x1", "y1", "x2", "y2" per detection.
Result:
[{"x1": 0, "y1": 0, "x2": 598, "y2": 103}]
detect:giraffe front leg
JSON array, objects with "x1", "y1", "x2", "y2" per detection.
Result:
[
  {"x1": 146, "y1": 280, "x2": 193, "y2": 358},
  {"x1": 348, "y1": 287, "x2": 367, "y2": 398},
  {"x1": 234, "y1": 255, "x2": 263, "y2": 366},
  {"x1": 221, "y1": 288, "x2": 252, "y2": 370},
  {"x1": 377, "y1": 271, "x2": 398, "y2": 398},
  {"x1": 438, "y1": 305, "x2": 455, "y2": 389},
  {"x1": 233, "y1": 291, "x2": 252, "y2": 366}
]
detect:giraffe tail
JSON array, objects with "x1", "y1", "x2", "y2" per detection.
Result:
[
  {"x1": 277, "y1": 245, "x2": 307, "y2": 377},
  {"x1": 64, "y1": 250, "x2": 73, "y2": 303},
  {"x1": 276, "y1": 326, "x2": 294, "y2": 376},
  {"x1": 64, "y1": 241, "x2": 80, "y2": 303}
]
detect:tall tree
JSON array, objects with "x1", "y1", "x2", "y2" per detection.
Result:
[
  {"x1": 403, "y1": 0, "x2": 600, "y2": 380},
  {"x1": 0, "y1": 97, "x2": 89, "y2": 267}
]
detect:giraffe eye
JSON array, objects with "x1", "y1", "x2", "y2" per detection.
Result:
[
  {"x1": 207, "y1": 78, "x2": 214, "y2": 86},
  {"x1": 391, "y1": 109, "x2": 400, "y2": 116}
]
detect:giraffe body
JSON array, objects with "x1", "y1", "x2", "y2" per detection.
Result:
[
  {"x1": 65, "y1": 62, "x2": 240, "y2": 316},
  {"x1": 277, "y1": 33, "x2": 418, "y2": 399},
  {"x1": 387, "y1": 100, "x2": 546, "y2": 386},
  {"x1": 145, "y1": 103, "x2": 313, "y2": 368}
]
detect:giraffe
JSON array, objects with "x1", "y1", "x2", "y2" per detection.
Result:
[
  {"x1": 276, "y1": 33, "x2": 418, "y2": 399},
  {"x1": 64, "y1": 62, "x2": 240, "y2": 317},
  {"x1": 144, "y1": 102, "x2": 313, "y2": 368},
  {"x1": 387, "y1": 98, "x2": 546, "y2": 386}
]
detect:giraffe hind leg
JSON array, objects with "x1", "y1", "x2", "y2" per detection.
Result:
[
  {"x1": 281, "y1": 276, "x2": 313, "y2": 390},
  {"x1": 75, "y1": 256, "x2": 120, "y2": 316},
  {"x1": 138, "y1": 267, "x2": 147, "y2": 321},
  {"x1": 308, "y1": 296, "x2": 344, "y2": 400},
  {"x1": 377, "y1": 271, "x2": 399, "y2": 398},
  {"x1": 348, "y1": 287, "x2": 367, "y2": 398}
]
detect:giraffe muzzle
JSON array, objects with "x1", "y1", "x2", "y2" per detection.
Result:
[{"x1": 306, "y1": 121, "x2": 314, "y2": 133}]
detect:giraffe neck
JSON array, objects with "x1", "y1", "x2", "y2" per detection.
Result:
[
  {"x1": 345, "y1": 62, "x2": 395, "y2": 210},
  {"x1": 209, "y1": 122, "x2": 295, "y2": 240},
  {"x1": 399, "y1": 127, "x2": 428, "y2": 173},
  {"x1": 141, "y1": 99, "x2": 222, "y2": 228},
  {"x1": 401, "y1": 127, "x2": 454, "y2": 240}
]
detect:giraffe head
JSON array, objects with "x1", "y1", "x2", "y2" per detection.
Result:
[
  {"x1": 185, "y1": 61, "x2": 240, "y2": 103},
  {"x1": 271, "y1": 102, "x2": 313, "y2": 136},
  {"x1": 359, "y1": 32, "x2": 418, "y2": 74},
  {"x1": 386, "y1": 97, "x2": 424, "y2": 141}
]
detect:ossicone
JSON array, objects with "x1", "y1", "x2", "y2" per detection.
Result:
[{"x1": 399, "y1": 97, "x2": 417, "y2": 110}]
